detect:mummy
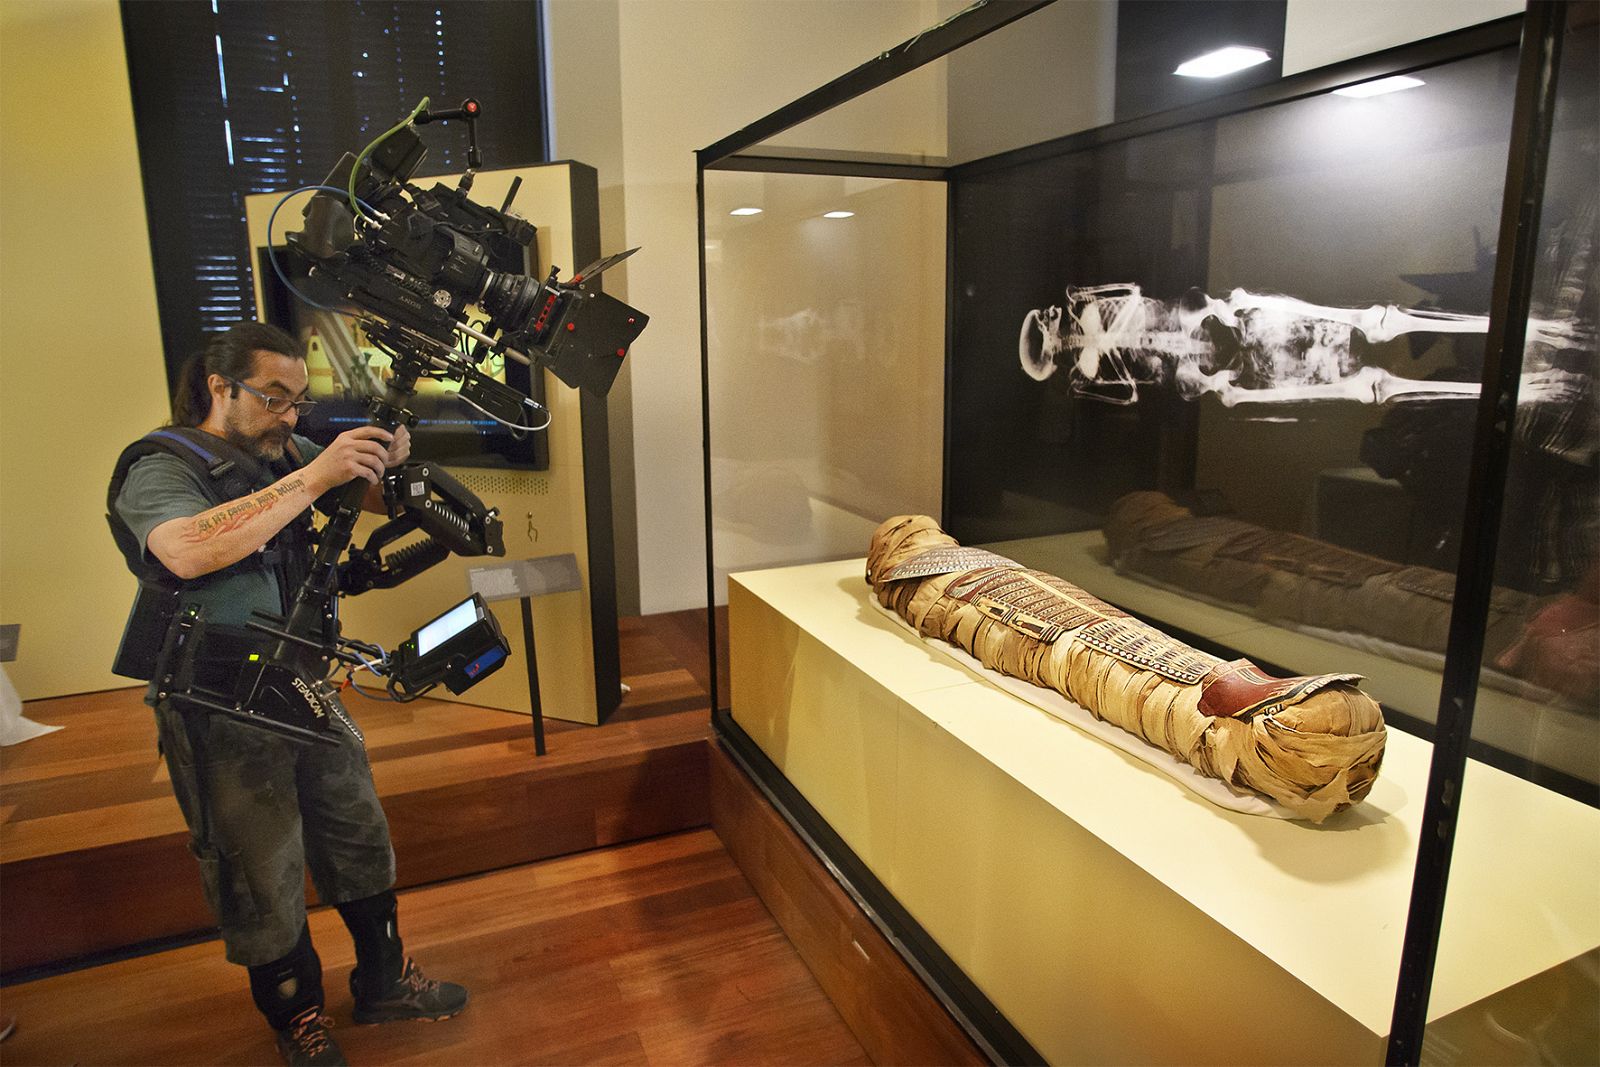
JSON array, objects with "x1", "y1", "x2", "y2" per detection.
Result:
[{"x1": 868, "y1": 515, "x2": 1388, "y2": 822}]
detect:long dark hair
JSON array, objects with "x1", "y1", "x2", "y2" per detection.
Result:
[{"x1": 169, "y1": 321, "x2": 304, "y2": 427}]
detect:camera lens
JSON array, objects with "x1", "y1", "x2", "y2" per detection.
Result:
[{"x1": 480, "y1": 271, "x2": 542, "y2": 333}]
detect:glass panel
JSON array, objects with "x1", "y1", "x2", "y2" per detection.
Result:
[
  {"x1": 745, "y1": 0, "x2": 1119, "y2": 168},
  {"x1": 943, "y1": 37, "x2": 1557, "y2": 1057},
  {"x1": 948, "y1": 43, "x2": 1521, "y2": 738},
  {"x1": 1423, "y1": 11, "x2": 1599, "y2": 1063},
  {"x1": 704, "y1": 4, "x2": 1592, "y2": 1059},
  {"x1": 705, "y1": 171, "x2": 947, "y2": 707}
]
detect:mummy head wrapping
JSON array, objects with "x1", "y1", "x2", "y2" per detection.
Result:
[{"x1": 867, "y1": 515, "x2": 1388, "y2": 822}]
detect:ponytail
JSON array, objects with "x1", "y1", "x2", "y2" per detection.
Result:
[
  {"x1": 169, "y1": 353, "x2": 212, "y2": 427},
  {"x1": 165, "y1": 321, "x2": 303, "y2": 427}
]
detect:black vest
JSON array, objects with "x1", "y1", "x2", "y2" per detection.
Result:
[{"x1": 107, "y1": 427, "x2": 316, "y2": 679}]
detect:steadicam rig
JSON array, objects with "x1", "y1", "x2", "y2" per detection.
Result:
[
  {"x1": 289, "y1": 95, "x2": 647, "y2": 403},
  {"x1": 156, "y1": 97, "x2": 649, "y2": 744}
]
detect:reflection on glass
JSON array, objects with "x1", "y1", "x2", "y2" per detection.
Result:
[
  {"x1": 1425, "y1": 14, "x2": 1598, "y2": 1064},
  {"x1": 705, "y1": 171, "x2": 947, "y2": 604}
]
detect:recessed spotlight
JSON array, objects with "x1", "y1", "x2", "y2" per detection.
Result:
[
  {"x1": 1333, "y1": 75, "x2": 1425, "y2": 98},
  {"x1": 822, "y1": 210, "x2": 855, "y2": 219},
  {"x1": 1174, "y1": 46, "x2": 1271, "y2": 79},
  {"x1": 728, "y1": 207, "x2": 763, "y2": 216}
]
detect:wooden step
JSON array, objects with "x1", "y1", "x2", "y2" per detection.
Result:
[{"x1": 1, "y1": 615, "x2": 712, "y2": 977}]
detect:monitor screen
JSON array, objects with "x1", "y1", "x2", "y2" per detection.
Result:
[
  {"x1": 257, "y1": 244, "x2": 550, "y2": 471},
  {"x1": 415, "y1": 597, "x2": 482, "y2": 657}
]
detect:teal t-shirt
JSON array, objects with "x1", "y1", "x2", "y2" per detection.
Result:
[{"x1": 114, "y1": 433, "x2": 324, "y2": 628}]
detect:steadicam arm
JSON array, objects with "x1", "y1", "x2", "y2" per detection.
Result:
[{"x1": 338, "y1": 462, "x2": 505, "y2": 594}]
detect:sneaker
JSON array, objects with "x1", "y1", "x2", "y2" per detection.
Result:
[
  {"x1": 351, "y1": 957, "x2": 468, "y2": 1024},
  {"x1": 276, "y1": 1008, "x2": 346, "y2": 1066}
]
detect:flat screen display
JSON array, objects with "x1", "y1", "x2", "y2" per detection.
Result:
[{"x1": 416, "y1": 597, "x2": 481, "y2": 657}]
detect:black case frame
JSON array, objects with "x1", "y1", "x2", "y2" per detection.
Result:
[{"x1": 696, "y1": 4, "x2": 1581, "y2": 1063}]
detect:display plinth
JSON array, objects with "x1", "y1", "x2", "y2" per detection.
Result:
[{"x1": 728, "y1": 559, "x2": 1600, "y2": 1065}]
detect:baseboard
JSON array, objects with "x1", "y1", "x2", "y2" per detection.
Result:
[{"x1": 709, "y1": 738, "x2": 990, "y2": 1067}]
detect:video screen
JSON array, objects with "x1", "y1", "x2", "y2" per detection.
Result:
[
  {"x1": 415, "y1": 596, "x2": 480, "y2": 657},
  {"x1": 257, "y1": 244, "x2": 550, "y2": 471}
]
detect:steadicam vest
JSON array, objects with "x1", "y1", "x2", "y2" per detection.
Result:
[{"x1": 106, "y1": 427, "x2": 316, "y2": 679}]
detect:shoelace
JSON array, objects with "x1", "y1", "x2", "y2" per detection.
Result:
[
  {"x1": 401, "y1": 959, "x2": 439, "y2": 994},
  {"x1": 287, "y1": 1011, "x2": 334, "y2": 1055}
]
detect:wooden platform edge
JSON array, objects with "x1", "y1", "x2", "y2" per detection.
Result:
[
  {"x1": 3, "y1": 739, "x2": 710, "y2": 978},
  {"x1": 708, "y1": 740, "x2": 986, "y2": 1067}
]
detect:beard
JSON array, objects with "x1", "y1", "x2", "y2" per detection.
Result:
[{"x1": 223, "y1": 416, "x2": 291, "y2": 462}]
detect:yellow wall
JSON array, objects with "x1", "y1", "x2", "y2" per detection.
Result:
[{"x1": 0, "y1": 1, "x2": 171, "y2": 700}]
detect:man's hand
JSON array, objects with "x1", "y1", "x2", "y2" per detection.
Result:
[
  {"x1": 384, "y1": 424, "x2": 412, "y2": 469},
  {"x1": 306, "y1": 426, "x2": 393, "y2": 492},
  {"x1": 352, "y1": 424, "x2": 412, "y2": 514}
]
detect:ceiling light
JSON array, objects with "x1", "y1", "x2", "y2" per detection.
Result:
[
  {"x1": 1174, "y1": 46, "x2": 1271, "y2": 79},
  {"x1": 822, "y1": 210, "x2": 855, "y2": 219},
  {"x1": 1333, "y1": 75, "x2": 1426, "y2": 98},
  {"x1": 728, "y1": 207, "x2": 763, "y2": 216}
]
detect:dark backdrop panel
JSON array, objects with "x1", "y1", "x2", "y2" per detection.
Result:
[{"x1": 947, "y1": 43, "x2": 1524, "y2": 566}]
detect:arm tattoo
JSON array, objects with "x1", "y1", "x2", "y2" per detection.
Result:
[{"x1": 183, "y1": 477, "x2": 307, "y2": 543}]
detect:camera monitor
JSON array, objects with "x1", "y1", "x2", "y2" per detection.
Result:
[{"x1": 393, "y1": 592, "x2": 510, "y2": 695}]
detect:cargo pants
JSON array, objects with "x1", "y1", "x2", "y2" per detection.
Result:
[{"x1": 153, "y1": 698, "x2": 396, "y2": 966}]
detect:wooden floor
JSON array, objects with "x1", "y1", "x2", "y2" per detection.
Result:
[
  {"x1": 1, "y1": 612, "x2": 716, "y2": 973},
  {"x1": 0, "y1": 829, "x2": 871, "y2": 1066},
  {"x1": 0, "y1": 610, "x2": 877, "y2": 1064}
]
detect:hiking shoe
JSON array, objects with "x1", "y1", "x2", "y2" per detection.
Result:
[
  {"x1": 276, "y1": 1008, "x2": 346, "y2": 1066},
  {"x1": 351, "y1": 957, "x2": 468, "y2": 1024}
]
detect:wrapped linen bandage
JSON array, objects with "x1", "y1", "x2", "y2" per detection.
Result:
[{"x1": 867, "y1": 515, "x2": 1388, "y2": 822}]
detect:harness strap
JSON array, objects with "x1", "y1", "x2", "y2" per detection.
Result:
[{"x1": 143, "y1": 429, "x2": 238, "y2": 481}]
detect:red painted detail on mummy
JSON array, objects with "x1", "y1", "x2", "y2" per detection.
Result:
[{"x1": 1198, "y1": 659, "x2": 1366, "y2": 719}]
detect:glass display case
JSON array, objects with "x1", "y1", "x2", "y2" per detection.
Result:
[{"x1": 700, "y1": 3, "x2": 1596, "y2": 1063}]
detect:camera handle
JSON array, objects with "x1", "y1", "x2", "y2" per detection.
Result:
[
  {"x1": 414, "y1": 98, "x2": 483, "y2": 175},
  {"x1": 270, "y1": 361, "x2": 422, "y2": 667}
]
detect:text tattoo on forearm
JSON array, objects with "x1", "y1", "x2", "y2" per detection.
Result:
[{"x1": 185, "y1": 477, "x2": 307, "y2": 542}]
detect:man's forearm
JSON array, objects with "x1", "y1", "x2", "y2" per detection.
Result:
[{"x1": 149, "y1": 472, "x2": 322, "y2": 579}]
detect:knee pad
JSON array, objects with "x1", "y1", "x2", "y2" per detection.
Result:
[{"x1": 247, "y1": 922, "x2": 324, "y2": 1030}]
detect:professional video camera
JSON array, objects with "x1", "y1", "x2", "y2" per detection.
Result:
[{"x1": 152, "y1": 97, "x2": 648, "y2": 744}]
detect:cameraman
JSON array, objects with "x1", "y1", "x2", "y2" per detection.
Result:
[{"x1": 110, "y1": 322, "x2": 466, "y2": 1066}]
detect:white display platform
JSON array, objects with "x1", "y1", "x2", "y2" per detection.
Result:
[
  {"x1": 991, "y1": 531, "x2": 1599, "y2": 784},
  {"x1": 729, "y1": 558, "x2": 1600, "y2": 1065}
]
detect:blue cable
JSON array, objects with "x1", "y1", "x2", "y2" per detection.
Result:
[{"x1": 265, "y1": 184, "x2": 382, "y2": 313}]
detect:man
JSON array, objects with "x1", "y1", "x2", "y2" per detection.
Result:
[{"x1": 110, "y1": 322, "x2": 466, "y2": 1066}]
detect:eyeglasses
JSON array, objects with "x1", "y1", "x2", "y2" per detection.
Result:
[{"x1": 228, "y1": 378, "x2": 318, "y2": 416}]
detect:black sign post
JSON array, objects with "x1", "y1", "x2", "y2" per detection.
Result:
[
  {"x1": 468, "y1": 554, "x2": 584, "y2": 757},
  {"x1": 517, "y1": 596, "x2": 546, "y2": 755}
]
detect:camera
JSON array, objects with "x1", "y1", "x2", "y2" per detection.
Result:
[
  {"x1": 153, "y1": 97, "x2": 649, "y2": 744},
  {"x1": 289, "y1": 99, "x2": 647, "y2": 404}
]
